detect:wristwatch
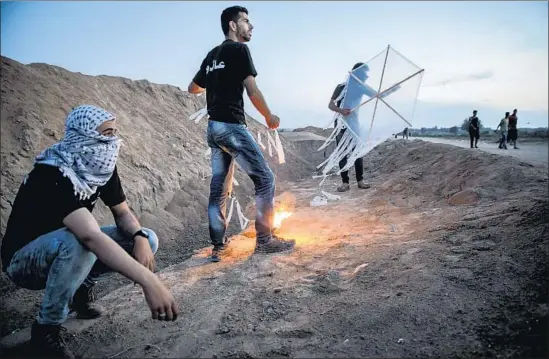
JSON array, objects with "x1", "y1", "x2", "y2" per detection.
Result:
[{"x1": 132, "y1": 229, "x2": 149, "y2": 240}]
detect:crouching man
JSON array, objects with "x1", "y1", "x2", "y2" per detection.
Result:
[{"x1": 1, "y1": 105, "x2": 179, "y2": 358}]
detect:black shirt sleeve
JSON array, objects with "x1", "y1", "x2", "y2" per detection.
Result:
[
  {"x1": 238, "y1": 44, "x2": 258, "y2": 81},
  {"x1": 99, "y1": 166, "x2": 127, "y2": 207},
  {"x1": 331, "y1": 84, "x2": 344, "y2": 100},
  {"x1": 192, "y1": 57, "x2": 207, "y2": 88}
]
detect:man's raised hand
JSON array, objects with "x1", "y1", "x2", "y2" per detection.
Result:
[{"x1": 267, "y1": 114, "x2": 280, "y2": 129}]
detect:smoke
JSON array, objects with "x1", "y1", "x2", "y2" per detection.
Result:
[{"x1": 423, "y1": 70, "x2": 494, "y2": 87}]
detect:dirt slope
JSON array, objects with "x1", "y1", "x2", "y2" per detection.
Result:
[
  {"x1": 279, "y1": 131, "x2": 336, "y2": 173},
  {"x1": 2, "y1": 139, "x2": 547, "y2": 358},
  {"x1": 0, "y1": 56, "x2": 314, "y2": 239},
  {"x1": 293, "y1": 125, "x2": 333, "y2": 138},
  {"x1": 0, "y1": 56, "x2": 316, "y2": 334}
]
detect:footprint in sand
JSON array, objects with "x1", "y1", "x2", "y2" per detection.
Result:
[{"x1": 400, "y1": 247, "x2": 421, "y2": 262}]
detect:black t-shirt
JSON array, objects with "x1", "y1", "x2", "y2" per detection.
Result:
[
  {"x1": 331, "y1": 83, "x2": 345, "y2": 128},
  {"x1": 192, "y1": 39, "x2": 258, "y2": 125},
  {"x1": 469, "y1": 116, "x2": 479, "y2": 130},
  {"x1": 1, "y1": 164, "x2": 126, "y2": 271}
]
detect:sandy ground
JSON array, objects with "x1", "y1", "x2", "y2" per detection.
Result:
[
  {"x1": 1, "y1": 139, "x2": 547, "y2": 358},
  {"x1": 414, "y1": 137, "x2": 548, "y2": 168}
]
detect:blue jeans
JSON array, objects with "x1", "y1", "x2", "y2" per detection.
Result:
[
  {"x1": 207, "y1": 120, "x2": 275, "y2": 248},
  {"x1": 6, "y1": 225, "x2": 158, "y2": 325},
  {"x1": 499, "y1": 131, "x2": 508, "y2": 148}
]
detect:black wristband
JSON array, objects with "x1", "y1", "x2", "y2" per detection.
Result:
[{"x1": 132, "y1": 229, "x2": 149, "y2": 240}]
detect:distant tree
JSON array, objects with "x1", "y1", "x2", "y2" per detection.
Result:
[
  {"x1": 461, "y1": 117, "x2": 483, "y2": 131},
  {"x1": 449, "y1": 126, "x2": 458, "y2": 134},
  {"x1": 461, "y1": 119, "x2": 469, "y2": 131}
]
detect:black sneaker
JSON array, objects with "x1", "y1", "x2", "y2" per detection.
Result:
[
  {"x1": 210, "y1": 237, "x2": 232, "y2": 262},
  {"x1": 337, "y1": 183, "x2": 350, "y2": 192},
  {"x1": 69, "y1": 284, "x2": 105, "y2": 319},
  {"x1": 357, "y1": 180, "x2": 371, "y2": 189},
  {"x1": 210, "y1": 246, "x2": 229, "y2": 262},
  {"x1": 255, "y1": 236, "x2": 295, "y2": 254},
  {"x1": 30, "y1": 321, "x2": 75, "y2": 359}
]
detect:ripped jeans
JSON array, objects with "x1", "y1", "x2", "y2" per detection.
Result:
[
  {"x1": 6, "y1": 226, "x2": 158, "y2": 325},
  {"x1": 207, "y1": 120, "x2": 275, "y2": 248}
]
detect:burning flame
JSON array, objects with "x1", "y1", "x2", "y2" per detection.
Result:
[{"x1": 273, "y1": 210, "x2": 293, "y2": 229}]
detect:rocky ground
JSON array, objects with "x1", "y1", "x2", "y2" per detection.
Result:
[{"x1": 0, "y1": 56, "x2": 548, "y2": 358}]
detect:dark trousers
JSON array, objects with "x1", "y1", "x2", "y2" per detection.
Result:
[
  {"x1": 335, "y1": 128, "x2": 364, "y2": 184},
  {"x1": 469, "y1": 128, "x2": 480, "y2": 148},
  {"x1": 508, "y1": 129, "x2": 518, "y2": 144}
]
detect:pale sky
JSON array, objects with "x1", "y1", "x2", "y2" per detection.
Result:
[{"x1": 1, "y1": 1, "x2": 548, "y2": 129}]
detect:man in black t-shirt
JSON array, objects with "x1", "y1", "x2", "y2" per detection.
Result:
[
  {"x1": 507, "y1": 108, "x2": 519, "y2": 149},
  {"x1": 1, "y1": 105, "x2": 179, "y2": 358},
  {"x1": 468, "y1": 110, "x2": 480, "y2": 148},
  {"x1": 188, "y1": 6, "x2": 295, "y2": 262}
]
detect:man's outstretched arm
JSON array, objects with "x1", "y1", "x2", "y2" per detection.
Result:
[
  {"x1": 243, "y1": 75, "x2": 272, "y2": 121},
  {"x1": 63, "y1": 208, "x2": 178, "y2": 321},
  {"x1": 243, "y1": 75, "x2": 279, "y2": 129}
]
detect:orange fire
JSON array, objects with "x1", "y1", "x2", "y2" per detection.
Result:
[{"x1": 273, "y1": 210, "x2": 293, "y2": 229}]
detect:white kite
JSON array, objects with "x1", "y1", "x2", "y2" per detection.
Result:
[{"x1": 315, "y1": 45, "x2": 424, "y2": 186}]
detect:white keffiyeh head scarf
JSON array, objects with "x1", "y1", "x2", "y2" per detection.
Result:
[{"x1": 35, "y1": 105, "x2": 122, "y2": 200}]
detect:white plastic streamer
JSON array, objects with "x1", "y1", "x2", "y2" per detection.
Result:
[
  {"x1": 235, "y1": 199, "x2": 250, "y2": 230},
  {"x1": 273, "y1": 130, "x2": 286, "y2": 164},
  {"x1": 226, "y1": 197, "x2": 236, "y2": 224},
  {"x1": 266, "y1": 131, "x2": 274, "y2": 157},
  {"x1": 257, "y1": 130, "x2": 266, "y2": 150},
  {"x1": 189, "y1": 107, "x2": 208, "y2": 124}
]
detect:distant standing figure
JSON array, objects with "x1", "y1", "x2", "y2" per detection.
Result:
[
  {"x1": 496, "y1": 112, "x2": 509, "y2": 150},
  {"x1": 507, "y1": 109, "x2": 519, "y2": 149},
  {"x1": 468, "y1": 110, "x2": 480, "y2": 148},
  {"x1": 403, "y1": 127, "x2": 409, "y2": 139}
]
